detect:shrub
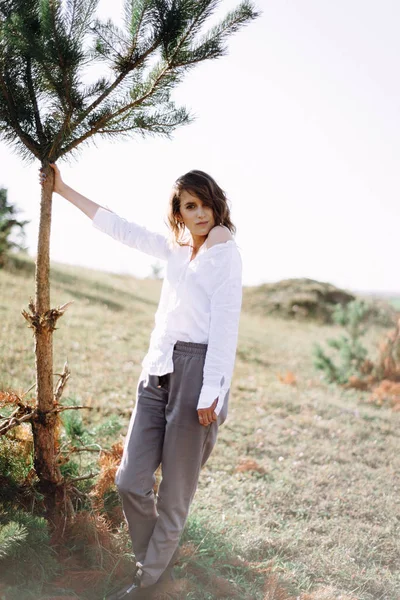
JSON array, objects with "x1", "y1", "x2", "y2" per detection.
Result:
[
  {"x1": 0, "y1": 508, "x2": 59, "y2": 587},
  {"x1": 313, "y1": 300, "x2": 371, "y2": 384}
]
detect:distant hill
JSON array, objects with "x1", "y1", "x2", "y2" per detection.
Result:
[{"x1": 242, "y1": 277, "x2": 399, "y2": 326}]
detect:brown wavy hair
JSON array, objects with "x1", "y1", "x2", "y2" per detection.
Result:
[{"x1": 167, "y1": 170, "x2": 236, "y2": 246}]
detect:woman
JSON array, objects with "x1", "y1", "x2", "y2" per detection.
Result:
[{"x1": 41, "y1": 164, "x2": 243, "y2": 599}]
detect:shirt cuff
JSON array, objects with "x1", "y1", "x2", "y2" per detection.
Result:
[{"x1": 197, "y1": 385, "x2": 225, "y2": 416}]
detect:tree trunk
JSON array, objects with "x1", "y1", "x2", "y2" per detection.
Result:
[{"x1": 31, "y1": 162, "x2": 63, "y2": 517}]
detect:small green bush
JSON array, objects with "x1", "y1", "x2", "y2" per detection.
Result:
[
  {"x1": 0, "y1": 508, "x2": 59, "y2": 587},
  {"x1": 0, "y1": 437, "x2": 33, "y2": 487},
  {"x1": 313, "y1": 300, "x2": 370, "y2": 384}
]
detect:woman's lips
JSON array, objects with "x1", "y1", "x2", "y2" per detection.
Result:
[{"x1": 197, "y1": 221, "x2": 208, "y2": 225}]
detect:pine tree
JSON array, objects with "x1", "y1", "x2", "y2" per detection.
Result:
[
  {"x1": 0, "y1": 187, "x2": 29, "y2": 266},
  {"x1": 0, "y1": 0, "x2": 259, "y2": 518}
]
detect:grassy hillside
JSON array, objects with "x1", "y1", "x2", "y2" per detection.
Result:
[{"x1": 1, "y1": 255, "x2": 400, "y2": 600}]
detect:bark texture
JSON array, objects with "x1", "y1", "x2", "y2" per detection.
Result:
[{"x1": 31, "y1": 164, "x2": 63, "y2": 511}]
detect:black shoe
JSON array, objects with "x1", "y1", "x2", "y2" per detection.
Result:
[
  {"x1": 105, "y1": 571, "x2": 144, "y2": 600},
  {"x1": 106, "y1": 565, "x2": 175, "y2": 600}
]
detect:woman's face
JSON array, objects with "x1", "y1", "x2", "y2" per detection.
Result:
[{"x1": 178, "y1": 190, "x2": 216, "y2": 237}]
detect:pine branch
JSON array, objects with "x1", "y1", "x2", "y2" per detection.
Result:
[
  {"x1": 65, "y1": 0, "x2": 99, "y2": 41},
  {"x1": 0, "y1": 407, "x2": 34, "y2": 436},
  {"x1": 2, "y1": 0, "x2": 259, "y2": 160},
  {"x1": 0, "y1": 522, "x2": 28, "y2": 560},
  {"x1": 54, "y1": 361, "x2": 71, "y2": 403},
  {"x1": 0, "y1": 72, "x2": 41, "y2": 157},
  {"x1": 25, "y1": 57, "x2": 46, "y2": 146},
  {"x1": 92, "y1": 20, "x2": 127, "y2": 62},
  {"x1": 66, "y1": 0, "x2": 78, "y2": 37},
  {"x1": 97, "y1": 103, "x2": 190, "y2": 137},
  {"x1": 56, "y1": 471, "x2": 98, "y2": 486},
  {"x1": 173, "y1": 0, "x2": 260, "y2": 67},
  {"x1": 39, "y1": 2, "x2": 68, "y2": 113},
  {"x1": 64, "y1": 444, "x2": 103, "y2": 453},
  {"x1": 50, "y1": 405, "x2": 93, "y2": 414},
  {"x1": 46, "y1": 4, "x2": 78, "y2": 159},
  {"x1": 160, "y1": 0, "x2": 220, "y2": 65},
  {"x1": 64, "y1": 0, "x2": 253, "y2": 151},
  {"x1": 60, "y1": 58, "x2": 173, "y2": 154},
  {"x1": 103, "y1": 64, "x2": 177, "y2": 120},
  {"x1": 22, "y1": 382, "x2": 36, "y2": 397},
  {"x1": 65, "y1": 36, "x2": 160, "y2": 140},
  {"x1": 65, "y1": 0, "x2": 224, "y2": 149},
  {"x1": 166, "y1": 0, "x2": 222, "y2": 57},
  {"x1": 37, "y1": 0, "x2": 94, "y2": 158},
  {"x1": 0, "y1": 402, "x2": 92, "y2": 437},
  {"x1": 124, "y1": 0, "x2": 151, "y2": 55}
]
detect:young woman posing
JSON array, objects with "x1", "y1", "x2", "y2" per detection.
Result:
[{"x1": 41, "y1": 164, "x2": 243, "y2": 599}]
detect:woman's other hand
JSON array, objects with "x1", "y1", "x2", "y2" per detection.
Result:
[
  {"x1": 197, "y1": 398, "x2": 218, "y2": 427},
  {"x1": 39, "y1": 163, "x2": 64, "y2": 194}
]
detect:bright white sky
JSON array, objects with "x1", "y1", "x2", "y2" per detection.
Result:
[{"x1": 1, "y1": 0, "x2": 399, "y2": 293}]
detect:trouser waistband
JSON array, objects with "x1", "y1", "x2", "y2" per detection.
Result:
[{"x1": 173, "y1": 340, "x2": 208, "y2": 357}]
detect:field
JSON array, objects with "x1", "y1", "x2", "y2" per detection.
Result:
[{"x1": 1, "y1": 254, "x2": 400, "y2": 600}]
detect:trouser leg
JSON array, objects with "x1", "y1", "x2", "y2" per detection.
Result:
[
  {"x1": 140, "y1": 422, "x2": 218, "y2": 586},
  {"x1": 115, "y1": 373, "x2": 167, "y2": 566},
  {"x1": 139, "y1": 348, "x2": 229, "y2": 587}
]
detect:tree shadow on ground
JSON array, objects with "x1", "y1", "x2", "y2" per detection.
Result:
[
  {"x1": 6, "y1": 255, "x2": 157, "y2": 312},
  {"x1": 33, "y1": 515, "x2": 294, "y2": 600},
  {"x1": 62, "y1": 286, "x2": 125, "y2": 312},
  {"x1": 149, "y1": 516, "x2": 295, "y2": 600}
]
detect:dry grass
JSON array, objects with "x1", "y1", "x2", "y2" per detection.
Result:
[
  {"x1": 91, "y1": 442, "x2": 123, "y2": 509},
  {"x1": 1, "y1": 254, "x2": 400, "y2": 599}
]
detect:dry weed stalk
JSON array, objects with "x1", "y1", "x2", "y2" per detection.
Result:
[
  {"x1": 278, "y1": 371, "x2": 297, "y2": 385},
  {"x1": 235, "y1": 458, "x2": 266, "y2": 474},
  {"x1": 178, "y1": 541, "x2": 198, "y2": 561},
  {"x1": 345, "y1": 318, "x2": 400, "y2": 409},
  {"x1": 375, "y1": 317, "x2": 400, "y2": 381},
  {"x1": 90, "y1": 442, "x2": 123, "y2": 510},
  {"x1": 263, "y1": 570, "x2": 293, "y2": 600},
  {"x1": 67, "y1": 511, "x2": 114, "y2": 551},
  {"x1": 369, "y1": 380, "x2": 400, "y2": 410},
  {"x1": 64, "y1": 510, "x2": 132, "y2": 578}
]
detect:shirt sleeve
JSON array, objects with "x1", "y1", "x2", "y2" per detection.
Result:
[
  {"x1": 92, "y1": 207, "x2": 172, "y2": 261},
  {"x1": 197, "y1": 242, "x2": 243, "y2": 415}
]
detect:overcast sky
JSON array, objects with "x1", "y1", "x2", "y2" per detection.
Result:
[{"x1": 1, "y1": 0, "x2": 399, "y2": 293}]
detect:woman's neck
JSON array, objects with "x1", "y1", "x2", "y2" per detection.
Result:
[{"x1": 190, "y1": 233, "x2": 207, "y2": 251}]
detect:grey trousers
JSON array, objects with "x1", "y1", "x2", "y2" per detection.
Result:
[{"x1": 115, "y1": 341, "x2": 229, "y2": 587}]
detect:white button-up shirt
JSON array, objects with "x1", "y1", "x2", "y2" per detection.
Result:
[{"x1": 92, "y1": 207, "x2": 242, "y2": 415}]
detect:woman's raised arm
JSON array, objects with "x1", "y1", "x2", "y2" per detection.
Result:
[
  {"x1": 40, "y1": 163, "x2": 172, "y2": 261},
  {"x1": 40, "y1": 163, "x2": 104, "y2": 220}
]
